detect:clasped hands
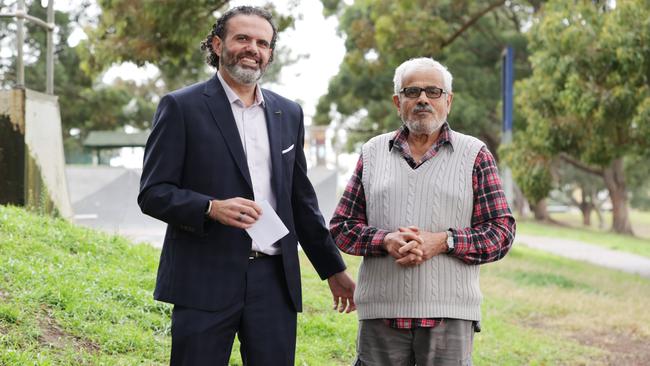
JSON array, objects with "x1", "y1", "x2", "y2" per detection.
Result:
[{"x1": 383, "y1": 226, "x2": 448, "y2": 267}]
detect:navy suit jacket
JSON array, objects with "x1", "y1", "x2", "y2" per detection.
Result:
[{"x1": 138, "y1": 74, "x2": 346, "y2": 312}]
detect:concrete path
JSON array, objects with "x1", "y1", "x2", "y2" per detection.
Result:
[{"x1": 515, "y1": 234, "x2": 650, "y2": 278}]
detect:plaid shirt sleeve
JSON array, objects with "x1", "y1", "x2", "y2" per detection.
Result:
[
  {"x1": 329, "y1": 154, "x2": 389, "y2": 256},
  {"x1": 450, "y1": 146, "x2": 516, "y2": 265}
]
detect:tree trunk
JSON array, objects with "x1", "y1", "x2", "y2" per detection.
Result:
[
  {"x1": 593, "y1": 191, "x2": 605, "y2": 229},
  {"x1": 532, "y1": 198, "x2": 550, "y2": 221},
  {"x1": 602, "y1": 158, "x2": 634, "y2": 235},
  {"x1": 580, "y1": 204, "x2": 592, "y2": 226},
  {"x1": 579, "y1": 190, "x2": 592, "y2": 226},
  {"x1": 513, "y1": 182, "x2": 527, "y2": 217}
]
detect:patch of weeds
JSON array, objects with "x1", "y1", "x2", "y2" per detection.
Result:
[{"x1": 0, "y1": 304, "x2": 20, "y2": 324}]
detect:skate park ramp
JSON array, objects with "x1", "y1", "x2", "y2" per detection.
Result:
[
  {"x1": 66, "y1": 166, "x2": 165, "y2": 247},
  {"x1": 307, "y1": 165, "x2": 337, "y2": 222}
]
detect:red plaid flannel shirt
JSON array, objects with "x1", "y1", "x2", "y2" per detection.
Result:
[{"x1": 330, "y1": 123, "x2": 515, "y2": 329}]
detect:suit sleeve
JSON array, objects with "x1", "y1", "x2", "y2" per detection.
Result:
[
  {"x1": 138, "y1": 94, "x2": 212, "y2": 235},
  {"x1": 290, "y1": 106, "x2": 346, "y2": 280}
]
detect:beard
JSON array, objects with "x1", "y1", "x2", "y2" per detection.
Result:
[
  {"x1": 221, "y1": 47, "x2": 267, "y2": 85},
  {"x1": 402, "y1": 104, "x2": 446, "y2": 135}
]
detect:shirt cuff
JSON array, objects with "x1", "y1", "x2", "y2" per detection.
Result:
[
  {"x1": 370, "y1": 229, "x2": 390, "y2": 256},
  {"x1": 449, "y1": 227, "x2": 471, "y2": 256}
]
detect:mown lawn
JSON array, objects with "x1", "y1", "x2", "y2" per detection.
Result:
[
  {"x1": 1, "y1": 205, "x2": 649, "y2": 365},
  {"x1": 300, "y1": 248, "x2": 650, "y2": 366}
]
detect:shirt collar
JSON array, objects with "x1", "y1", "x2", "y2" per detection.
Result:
[
  {"x1": 217, "y1": 70, "x2": 265, "y2": 108},
  {"x1": 389, "y1": 121, "x2": 453, "y2": 152}
]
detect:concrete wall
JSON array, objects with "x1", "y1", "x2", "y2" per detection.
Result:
[{"x1": 0, "y1": 89, "x2": 72, "y2": 218}]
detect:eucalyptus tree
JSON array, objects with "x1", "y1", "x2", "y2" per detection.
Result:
[
  {"x1": 514, "y1": 0, "x2": 650, "y2": 234},
  {"x1": 315, "y1": 0, "x2": 540, "y2": 156}
]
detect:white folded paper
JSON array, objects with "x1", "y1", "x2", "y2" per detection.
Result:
[{"x1": 245, "y1": 200, "x2": 289, "y2": 251}]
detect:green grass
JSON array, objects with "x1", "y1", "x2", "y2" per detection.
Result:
[
  {"x1": 0, "y1": 205, "x2": 170, "y2": 365},
  {"x1": 308, "y1": 248, "x2": 650, "y2": 366},
  {"x1": 2, "y1": 205, "x2": 650, "y2": 365},
  {"x1": 517, "y1": 218, "x2": 650, "y2": 258},
  {"x1": 477, "y1": 247, "x2": 650, "y2": 365}
]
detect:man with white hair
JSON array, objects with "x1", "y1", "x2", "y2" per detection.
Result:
[{"x1": 330, "y1": 57, "x2": 516, "y2": 365}]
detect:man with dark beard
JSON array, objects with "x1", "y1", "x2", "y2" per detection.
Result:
[
  {"x1": 138, "y1": 6, "x2": 355, "y2": 366},
  {"x1": 330, "y1": 57, "x2": 516, "y2": 365}
]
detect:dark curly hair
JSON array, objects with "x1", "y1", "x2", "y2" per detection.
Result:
[{"x1": 200, "y1": 6, "x2": 278, "y2": 69}]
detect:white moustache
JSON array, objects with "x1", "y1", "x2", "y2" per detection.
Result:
[{"x1": 413, "y1": 105, "x2": 434, "y2": 113}]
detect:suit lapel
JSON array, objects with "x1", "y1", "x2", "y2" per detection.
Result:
[
  {"x1": 263, "y1": 90, "x2": 283, "y2": 205},
  {"x1": 203, "y1": 75, "x2": 253, "y2": 191}
]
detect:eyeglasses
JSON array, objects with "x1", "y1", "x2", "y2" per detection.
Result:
[{"x1": 399, "y1": 86, "x2": 447, "y2": 99}]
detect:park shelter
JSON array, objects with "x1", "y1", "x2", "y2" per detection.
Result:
[{"x1": 82, "y1": 131, "x2": 149, "y2": 165}]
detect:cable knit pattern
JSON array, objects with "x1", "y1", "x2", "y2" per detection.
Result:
[
  {"x1": 429, "y1": 145, "x2": 447, "y2": 300},
  {"x1": 359, "y1": 130, "x2": 484, "y2": 321},
  {"x1": 360, "y1": 140, "x2": 375, "y2": 302},
  {"x1": 456, "y1": 142, "x2": 471, "y2": 298}
]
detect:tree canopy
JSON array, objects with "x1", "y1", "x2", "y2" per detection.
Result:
[
  {"x1": 510, "y1": 0, "x2": 650, "y2": 234},
  {"x1": 315, "y1": 0, "x2": 538, "y2": 155},
  {"x1": 319, "y1": 0, "x2": 649, "y2": 233},
  {"x1": 0, "y1": 1, "x2": 156, "y2": 154},
  {"x1": 1, "y1": 0, "x2": 297, "y2": 162},
  {"x1": 80, "y1": 0, "x2": 297, "y2": 90}
]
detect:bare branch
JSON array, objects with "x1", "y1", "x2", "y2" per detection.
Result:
[
  {"x1": 503, "y1": 2, "x2": 522, "y2": 31},
  {"x1": 441, "y1": 0, "x2": 506, "y2": 49},
  {"x1": 559, "y1": 152, "x2": 604, "y2": 176}
]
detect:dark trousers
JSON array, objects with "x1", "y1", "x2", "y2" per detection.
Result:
[{"x1": 170, "y1": 255, "x2": 297, "y2": 366}]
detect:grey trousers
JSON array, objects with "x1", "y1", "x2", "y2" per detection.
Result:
[{"x1": 355, "y1": 319, "x2": 475, "y2": 366}]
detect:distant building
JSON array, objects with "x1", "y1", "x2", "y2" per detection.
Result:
[
  {"x1": 305, "y1": 125, "x2": 337, "y2": 222},
  {"x1": 82, "y1": 130, "x2": 149, "y2": 165}
]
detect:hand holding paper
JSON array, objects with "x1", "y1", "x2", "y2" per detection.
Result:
[{"x1": 245, "y1": 200, "x2": 289, "y2": 251}]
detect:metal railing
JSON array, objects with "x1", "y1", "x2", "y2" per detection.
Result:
[{"x1": 0, "y1": 0, "x2": 55, "y2": 94}]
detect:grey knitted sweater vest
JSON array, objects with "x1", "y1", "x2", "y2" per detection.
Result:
[{"x1": 357, "y1": 130, "x2": 485, "y2": 321}]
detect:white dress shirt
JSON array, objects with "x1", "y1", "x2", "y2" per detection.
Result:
[{"x1": 217, "y1": 71, "x2": 279, "y2": 255}]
